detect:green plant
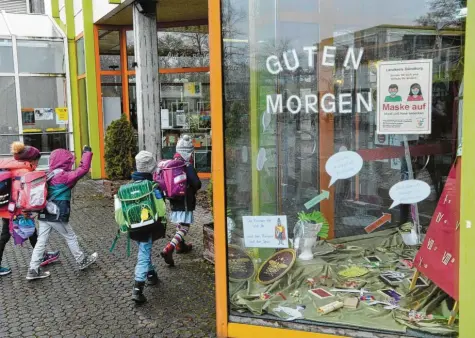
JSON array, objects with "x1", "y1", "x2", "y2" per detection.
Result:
[
  {"x1": 297, "y1": 211, "x2": 330, "y2": 239},
  {"x1": 104, "y1": 114, "x2": 136, "y2": 180}
]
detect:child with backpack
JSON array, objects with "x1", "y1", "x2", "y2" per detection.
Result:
[
  {"x1": 114, "y1": 151, "x2": 166, "y2": 303},
  {"x1": 0, "y1": 142, "x2": 60, "y2": 276},
  {"x1": 160, "y1": 135, "x2": 201, "y2": 267},
  {"x1": 26, "y1": 146, "x2": 97, "y2": 280}
]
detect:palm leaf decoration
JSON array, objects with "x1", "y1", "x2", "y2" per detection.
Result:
[{"x1": 297, "y1": 211, "x2": 330, "y2": 239}]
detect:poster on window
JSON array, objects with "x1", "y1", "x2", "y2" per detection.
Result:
[
  {"x1": 414, "y1": 163, "x2": 459, "y2": 300},
  {"x1": 55, "y1": 107, "x2": 69, "y2": 125},
  {"x1": 377, "y1": 59, "x2": 432, "y2": 135},
  {"x1": 243, "y1": 215, "x2": 289, "y2": 249},
  {"x1": 34, "y1": 108, "x2": 54, "y2": 121}
]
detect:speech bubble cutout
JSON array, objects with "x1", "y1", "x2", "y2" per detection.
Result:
[
  {"x1": 389, "y1": 179, "x2": 430, "y2": 209},
  {"x1": 325, "y1": 151, "x2": 363, "y2": 187},
  {"x1": 262, "y1": 110, "x2": 271, "y2": 131},
  {"x1": 256, "y1": 148, "x2": 267, "y2": 171}
]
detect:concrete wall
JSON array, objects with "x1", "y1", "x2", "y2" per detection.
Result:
[{"x1": 92, "y1": 0, "x2": 119, "y2": 24}]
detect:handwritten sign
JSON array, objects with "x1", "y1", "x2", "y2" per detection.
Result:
[
  {"x1": 243, "y1": 216, "x2": 289, "y2": 249},
  {"x1": 389, "y1": 179, "x2": 430, "y2": 209},
  {"x1": 414, "y1": 164, "x2": 459, "y2": 300},
  {"x1": 377, "y1": 60, "x2": 432, "y2": 134},
  {"x1": 325, "y1": 151, "x2": 363, "y2": 187}
]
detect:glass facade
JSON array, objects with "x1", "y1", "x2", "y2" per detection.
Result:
[
  {"x1": 0, "y1": 12, "x2": 71, "y2": 168},
  {"x1": 222, "y1": 0, "x2": 465, "y2": 336}
]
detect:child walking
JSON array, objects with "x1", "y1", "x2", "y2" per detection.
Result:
[
  {"x1": 115, "y1": 151, "x2": 167, "y2": 303},
  {"x1": 0, "y1": 142, "x2": 59, "y2": 276},
  {"x1": 161, "y1": 135, "x2": 201, "y2": 266},
  {"x1": 26, "y1": 146, "x2": 97, "y2": 280}
]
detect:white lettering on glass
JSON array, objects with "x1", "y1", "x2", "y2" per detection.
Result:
[
  {"x1": 266, "y1": 55, "x2": 283, "y2": 75},
  {"x1": 305, "y1": 95, "x2": 318, "y2": 113},
  {"x1": 339, "y1": 93, "x2": 352, "y2": 113},
  {"x1": 322, "y1": 46, "x2": 337, "y2": 66},
  {"x1": 303, "y1": 46, "x2": 318, "y2": 67},
  {"x1": 283, "y1": 49, "x2": 300, "y2": 71},
  {"x1": 356, "y1": 92, "x2": 372, "y2": 112},
  {"x1": 343, "y1": 47, "x2": 364, "y2": 69},
  {"x1": 287, "y1": 95, "x2": 302, "y2": 114},
  {"x1": 321, "y1": 93, "x2": 336, "y2": 113},
  {"x1": 267, "y1": 94, "x2": 283, "y2": 113}
]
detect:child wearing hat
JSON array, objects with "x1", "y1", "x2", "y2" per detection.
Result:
[
  {"x1": 0, "y1": 142, "x2": 60, "y2": 276},
  {"x1": 161, "y1": 135, "x2": 201, "y2": 266},
  {"x1": 115, "y1": 151, "x2": 167, "y2": 303}
]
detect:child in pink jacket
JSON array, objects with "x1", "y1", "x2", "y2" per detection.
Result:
[{"x1": 26, "y1": 146, "x2": 98, "y2": 280}]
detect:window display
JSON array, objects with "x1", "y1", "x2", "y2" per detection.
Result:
[{"x1": 222, "y1": 0, "x2": 465, "y2": 336}]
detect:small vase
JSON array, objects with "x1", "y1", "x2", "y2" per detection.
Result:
[{"x1": 299, "y1": 237, "x2": 317, "y2": 260}]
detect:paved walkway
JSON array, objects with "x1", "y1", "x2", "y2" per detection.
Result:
[{"x1": 0, "y1": 180, "x2": 216, "y2": 337}]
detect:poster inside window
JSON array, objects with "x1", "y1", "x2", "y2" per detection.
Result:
[{"x1": 222, "y1": 0, "x2": 465, "y2": 336}]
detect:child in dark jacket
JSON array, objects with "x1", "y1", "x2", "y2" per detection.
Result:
[
  {"x1": 26, "y1": 146, "x2": 97, "y2": 280},
  {"x1": 161, "y1": 135, "x2": 201, "y2": 266},
  {"x1": 115, "y1": 151, "x2": 167, "y2": 303}
]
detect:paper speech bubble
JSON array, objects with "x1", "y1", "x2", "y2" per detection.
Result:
[
  {"x1": 325, "y1": 151, "x2": 363, "y2": 187},
  {"x1": 256, "y1": 148, "x2": 267, "y2": 171},
  {"x1": 389, "y1": 179, "x2": 431, "y2": 209},
  {"x1": 262, "y1": 110, "x2": 271, "y2": 131}
]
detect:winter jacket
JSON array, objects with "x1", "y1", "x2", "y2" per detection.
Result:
[
  {"x1": 0, "y1": 159, "x2": 37, "y2": 219},
  {"x1": 114, "y1": 172, "x2": 167, "y2": 243},
  {"x1": 39, "y1": 149, "x2": 92, "y2": 223},
  {"x1": 169, "y1": 159, "x2": 202, "y2": 212}
]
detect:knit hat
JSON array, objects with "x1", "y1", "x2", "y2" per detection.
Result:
[
  {"x1": 11, "y1": 142, "x2": 40, "y2": 161},
  {"x1": 135, "y1": 151, "x2": 156, "y2": 173},
  {"x1": 176, "y1": 135, "x2": 194, "y2": 161}
]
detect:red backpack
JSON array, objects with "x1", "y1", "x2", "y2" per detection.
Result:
[{"x1": 10, "y1": 171, "x2": 48, "y2": 212}]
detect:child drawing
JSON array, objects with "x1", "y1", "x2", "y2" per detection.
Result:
[
  {"x1": 407, "y1": 83, "x2": 424, "y2": 101},
  {"x1": 275, "y1": 218, "x2": 286, "y2": 245},
  {"x1": 384, "y1": 84, "x2": 402, "y2": 102}
]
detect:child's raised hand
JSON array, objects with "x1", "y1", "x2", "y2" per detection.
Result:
[{"x1": 83, "y1": 145, "x2": 92, "y2": 153}]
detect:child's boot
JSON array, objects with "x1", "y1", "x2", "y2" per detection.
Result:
[
  {"x1": 132, "y1": 281, "x2": 147, "y2": 303},
  {"x1": 160, "y1": 243, "x2": 175, "y2": 267},
  {"x1": 146, "y1": 270, "x2": 159, "y2": 285}
]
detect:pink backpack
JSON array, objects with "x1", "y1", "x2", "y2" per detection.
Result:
[
  {"x1": 153, "y1": 159, "x2": 187, "y2": 199},
  {"x1": 11, "y1": 171, "x2": 48, "y2": 212}
]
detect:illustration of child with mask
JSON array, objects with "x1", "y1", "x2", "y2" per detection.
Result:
[
  {"x1": 407, "y1": 83, "x2": 424, "y2": 101},
  {"x1": 384, "y1": 84, "x2": 402, "y2": 102}
]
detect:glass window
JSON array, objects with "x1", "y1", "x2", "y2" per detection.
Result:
[
  {"x1": 0, "y1": 135, "x2": 20, "y2": 155},
  {"x1": 76, "y1": 37, "x2": 85, "y2": 75},
  {"x1": 5, "y1": 13, "x2": 61, "y2": 38},
  {"x1": 17, "y1": 40, "x2": 65, "y2": 73},
  {"x1": 24, "y1": 132, "x2": 69, "y2": 153},
  {"x1": 101, "y1": 75, "x2": 123, "y2": 131},
  {"x1": 0, "y1": 40, "x2": 14, "y2": 72},
  {"x1": 78, "y1": 78, "x2": 89, "y2": 147},
  {"x1": 127, "y1": 26, "x2": 210, "y2": 69},
  {"x1": 19, "y1": 77, "x2": 68, "y2": 130},
  {"x1": 0, "y1": 77, "x2": 18, "y2": 134},
  {"x1": 99, "y1": 30, "x2": 121, "y2": 71},
  {"x1": 223, "y1": 0, "x2": 465, "y2": 336}
]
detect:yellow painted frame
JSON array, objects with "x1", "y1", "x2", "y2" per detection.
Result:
[{"x1": 459, "y1": 1, "x2": 475, "y2": 336}]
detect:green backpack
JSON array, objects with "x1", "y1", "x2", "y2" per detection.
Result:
[{"x1": 118, "y1": 180, "x2": 158, "y2": 230}]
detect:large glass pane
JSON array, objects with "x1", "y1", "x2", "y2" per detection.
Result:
[
  {"x1": 129, "y1": 73, "x2": 212, "y2": 172},
  {"x1": 0, "y1": 77, "x2": 18, "y2": 134},
  {"x1": 17, "y1": 40, "x2": 65, "y2": 73},
  {"x1": 101, "y1": 75, "x2": 123, "y2": 131},
  {"x1": 99, "y1": 30, "x2": 121, "y2": 71},
  {"x1": 0, "y1": 40, "x2": 14, "y2": 73},
  {"x1": 127, "y1": 26, "x2": 210, "y2": 69},
  {"x1": 19, "y1": 77, "x2": 68, "y2": 131},
  {"x1": 5, "y1": 13, "x2": 61, "y2": 38},
  {"x1": 76, "y1": 37, "x2": 85, "y2": 75},
  {"x1": 24, "y1": 132, "x2": 69, "y2": 153},
  {"x1": 223, "y1": 0, "x2": 465, "y2": 336},
  {"x1": 0, "y1": 135, "x2": 20, "y2": 155}
]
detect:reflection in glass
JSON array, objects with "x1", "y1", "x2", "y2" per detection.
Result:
[
  {"x1": 0, "y1": 77, "x2": 18, "y2": 134},
  {"x1": 99, "y1": 30, "x2": 121, "y2": 71},
  {"x1": 222, "y1": 0, "x2": 465, "y2": 334},
  {"x1": 17, "y1": 40, "x2": 65, "y2": 73}
]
